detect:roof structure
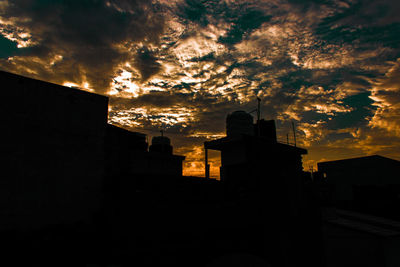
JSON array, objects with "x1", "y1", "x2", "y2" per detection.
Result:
[
  {"x1": 318, "y1": 155, "x2": 400, "y2": 168},
  {"x1": 204, "y1": 135, "x2": 307, "y2": 155}
]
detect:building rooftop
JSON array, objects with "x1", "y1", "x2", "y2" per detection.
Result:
[
  {"x1": 204, "y1": 134, "x2": 307, "y2": 155},
  {"x1": 318, "y1": 155, "x2": 400, "y2": 168},
  {"x1": 1, "y1": 70, "x2": 108, "y2": 101}
]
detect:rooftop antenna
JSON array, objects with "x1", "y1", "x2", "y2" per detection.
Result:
[
  {"x1": 248, "y1": 97, "x2": 262, "y2": 136},
  {"x1": 160, "y1": 129, "x2": 165, "y2": 153},
  {"x1": 257, "y1": 97, "x2": 261, "y2": 136},
  {"x1": 205, "y1": 148, "x2": 210, "y2": 179},
  {"x1": 291, "y1": 121, "x2": 297, "y2": 147}
]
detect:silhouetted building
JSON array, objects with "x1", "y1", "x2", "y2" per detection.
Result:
[
  {"x1": 0, "y1": 70, "x2": 189, "y2": 264},
  {"x1": 317, "y1": 155, "x2": 400, "y2": 218},
  {"x1": 105, "y1": 125, "x2": 184, "y2": 178},
  {"x1": 204, "y1": 111, "x2": 324, "y2": 267},
  {"x1": 105, "y1": 124, "x2": 148, "y2": 178},
  {"x1": 146, "y1": 135, "x2": 185, "y2": 176},
  {"x1": 149, "y1": 135, "x2": 173, "y2": 154},
  {"x1": 1, "y1": 70, "x2": 108, "y2": 230},
  {"x1": 254, "y1": 118, "x2": 277, "y2": 141},
  {"x1": 2, "y1": 71, "x2": 327, "y2": 266},
  {"x1": 205, "y1": 111, "x2": 306, "y2": 208}
]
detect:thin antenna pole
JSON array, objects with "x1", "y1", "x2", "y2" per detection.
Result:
[
  {"x1": 291, "y1": 121, "x2": 297, "y2": 147},
  {"x1": 256, "y1": 97, "x2": 261, "y2": 136},
  {"x1": 160, "y1": 130, "x2": 164, "y2": 153},
  {"x1": 205, "y1": 148, "x2": 210, "y2": 179}
]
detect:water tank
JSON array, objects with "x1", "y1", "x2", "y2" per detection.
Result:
[
  {"x1": 226, "y1": 111, "x2": 254, "y2": 137},
  {"x1": 255, "y1": 119, "x2": 277, "y2": 141},
  {"x1": 151, "y1": 136, "x2": 171, "y2": 146},
  {"x1": 149, "y1": 136, "x2": 173, "y2": 154}
]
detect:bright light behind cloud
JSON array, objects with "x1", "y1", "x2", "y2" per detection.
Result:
[
  {"x1": 1, "y1": 0, "x2": 400, "y2": 176},
  {"x1": 63, "y1": 80, "x2": 94, "y2": 92},
  {"x1": 109, "y1": 106, "x2": 195, "y2": 130},
  {"x1": 110, "y1": 69, "x2": 141, "y2": 97},
  {"x1": 63, "y1": 82, "x2": 79, "y2": 88},
  {"x1": 0, "y1": 17, "x2": 37, "y2": 48}
]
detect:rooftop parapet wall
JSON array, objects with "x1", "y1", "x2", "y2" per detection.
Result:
[
  {"x1": 1, "y1": 70, "x2": 109, "y2": 135},
  {"x1": 0, "y1": 70, "x2": 109, "y2": 230}
]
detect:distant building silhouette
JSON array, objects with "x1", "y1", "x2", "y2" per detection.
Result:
[
  {"x1": 205, "y1": 111, "x2": 306, "y2": 211},
  {"x1": 105, "y1": 124, "x2": 185, "y2": 178},
  {"x1": 317, "y1": 155, "x2": 400, "y2": 218},
  {"x1": 314, "y1": 155, "x2": 400, "y2": 267},
  {"x1": 204, "y1": 110, "x2": 324, "y2": 267}
]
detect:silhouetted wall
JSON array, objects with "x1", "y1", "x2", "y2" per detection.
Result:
[
  {"x1": 105, "y1": 124, "x2": 148, "y2": 179},
  {"x1": 317, "y1": 155, "x2": 400, "y2": 212},
  {"x1": 1, "y1": 71, "x2": 326, "y2": 266},
  {"x1": 205, "y1": 129, "x2": 324, "y2": 267},
  {"x1": 1, "y1": 71, "x2": 108, "y2": 230},
  {"x1": 105, "y1": 125, "x2": 185, "y2": 178},
  {"x1": 206, "y1": 135, "x2": 306, "y2": 215}
]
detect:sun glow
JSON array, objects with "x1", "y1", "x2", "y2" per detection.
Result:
[
  {"x1": 108, "y1": 106, "x2": 196, "y2": 129},
  {"x1": 181, "y1": 145, "x2": 221, "y2": 179},
  {"x1": 62, "y1": 80, "x2": 94, "y2": 92},
  {"x1": 63, "y1": 82, "x2": 79, "y2": 88},
  {"x1": 110, "y1": 69, "x2": 141, "y2": 97}
]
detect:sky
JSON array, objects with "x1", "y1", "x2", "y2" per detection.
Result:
[{"x1": 1, "y1": 0, "x2": 400, "y2": 177}]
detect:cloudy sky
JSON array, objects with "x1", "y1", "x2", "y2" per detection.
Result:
[{"x1": 1, "y1": 0, "x2": 400, "y2": 177}]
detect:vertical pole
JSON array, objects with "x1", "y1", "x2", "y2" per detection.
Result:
[
  {"x1": 257, "y1": 97, "x2": 261, "y2": 136},
  {"x1": 160, "y1": 130, "x2": 164, "y2": 153},
  {"x1": 292, "y1": 121, "x2": 297, "y2": 147},
  {"x1": 286, "y1": 133, "x2": 289, "y2": 145},
  {"x1": 205, "y1": 148, "x2": 210, "y2": 179}
]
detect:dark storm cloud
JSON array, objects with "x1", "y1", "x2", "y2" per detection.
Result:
[
  {"x1": 316, "y1": 3, "x2": 400, "y2": 51},
  {"x1": 178, "y1": 0, "x2": 212, "y2": 26},
  {"x1": 177, "y1": 0, "x2": 272, "y2": 44},
  {"x1": 0, "y1": 0, "x2": 165, "y2": 92},
  {"x1": 287, "y1": 0, "x2": 330, "y2": 3},
  {"x1": 326, "y1": 92, "x2": 375, "y2": 129},
  {"x1": 218, "y1": 9, "x2": 271, "y2": 45},
  {"x1": 134, "y1": 47, "x2": 162, "y2": 82},
  {"x1": 335, "y1": 0, "x2": 400, "y2": 26},
  {"x1": 0, "y1": 35, "x2": 19, "y2": 58}
]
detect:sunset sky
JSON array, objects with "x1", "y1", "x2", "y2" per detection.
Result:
[{"x1": 1, "y1": 0, "x2": 399, "y2": 177}]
